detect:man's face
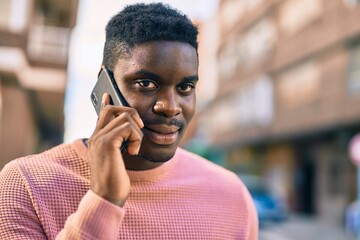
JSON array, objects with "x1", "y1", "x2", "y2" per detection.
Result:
[{"x1": 113, "y1": 41, "x2": 198, "y2": 163}]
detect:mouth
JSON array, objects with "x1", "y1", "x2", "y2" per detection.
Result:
[{"x1": 143, "y1": 124, "x2": 180, "y2": 145}]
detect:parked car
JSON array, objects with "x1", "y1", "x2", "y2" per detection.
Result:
[
  {"x1": 238, "y1": 174, "x2": 289, "y2": 226},
  {"x1": 345, "y1": 200, "x2": 358, "y2": 236}
]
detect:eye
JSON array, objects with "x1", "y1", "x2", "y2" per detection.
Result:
[
  {"x1": 135, "y1": 80, "x2": 158, "y2": 90},
  {"x1": 177, "y1": 83, "x2": 195, "y2": 94}
]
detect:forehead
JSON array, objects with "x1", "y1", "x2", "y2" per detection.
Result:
[{"x1": 116, "y1": 41, "x2": 198, "y2": 77}]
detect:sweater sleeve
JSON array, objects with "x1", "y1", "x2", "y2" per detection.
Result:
[
  {"x1": 247, "y1": 193, "x2": 259, "y2": 240},
  {"x1": 242, "y1": 182, "x2": 259, "y2": 240},
  {"x1": 0, "y1": 161, "x2": 125, "y2": 240},
  {"x1": 0, "y1": 162, "x2": 46, "y2": 239},
  {"x1": 56, "y1": 190, "x2": 125, "y2": 239}
]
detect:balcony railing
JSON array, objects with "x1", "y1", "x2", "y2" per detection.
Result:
[{"x1": 27, "y1": 25, "x2": 71, "y2": 66}]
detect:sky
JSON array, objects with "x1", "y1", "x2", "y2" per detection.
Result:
[{"x1": 63, "y1": 0, "x2": 219, "y2": 142}]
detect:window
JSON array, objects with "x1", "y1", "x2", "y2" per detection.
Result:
[
  {"x1": 347, "y1": 42, "x2": 360, "y2": 94},
  {"x1": 0, "y1": 0, "x2": 29, "y2": 32}
]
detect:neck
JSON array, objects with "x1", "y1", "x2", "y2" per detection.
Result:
[{"x1": 123, "y1": 153, "x2": 164, "y2": 171}]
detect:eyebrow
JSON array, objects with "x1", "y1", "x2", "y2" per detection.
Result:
[
  {"x1": 183, "y1": 75, "x2": 199, "y2": 82},
  {"x1": 136, "y1": 69, "x2": 199, "y2": 82},
  {"x1": 136, "y1": 70, "x2": 161, "y2": 80}
]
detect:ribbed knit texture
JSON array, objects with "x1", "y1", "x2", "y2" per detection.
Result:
[{"x1": 0, "y1": 139, "x2": 258, "y2": 239}]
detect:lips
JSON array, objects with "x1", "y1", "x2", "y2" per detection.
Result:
[{"x1": 144, "y1": 124, "x2": 180, "y2": 145}]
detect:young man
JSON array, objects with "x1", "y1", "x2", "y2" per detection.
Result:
[{"x1": 0, "y1": 3, "x2": 258, "y2": 239}]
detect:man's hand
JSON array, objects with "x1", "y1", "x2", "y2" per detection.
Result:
[{"x1": 87, "y1": 93, "x2": 144, "y2": 207}]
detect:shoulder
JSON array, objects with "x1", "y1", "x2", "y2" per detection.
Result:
[
  {"x1": 174, "y1": 148, "x2": 256, "y2": 207},
  {"x1": 174, "y1": 148, "x2": 259, "y2": 234},
  {"x1": 0, "y1": 139, "x2": 88, "y2": 181},
  {"x1": 175, "y1": 148, "x2": 243, "y2": 187}
]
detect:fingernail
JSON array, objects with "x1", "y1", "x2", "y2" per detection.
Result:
[
  {"x1": 102, "y1": 94, "x2": 107, "y2": 102},
  {"x1": 101, "y1": 94, "x2": 106, "y2": 108}
]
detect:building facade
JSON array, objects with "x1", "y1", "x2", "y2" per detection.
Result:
[
  {"x1": 0, "y1": 0, "x2": 78, "y2": 169},
  {"x1": 199, "y1": 0, "x2": 360, "y2": 224}
]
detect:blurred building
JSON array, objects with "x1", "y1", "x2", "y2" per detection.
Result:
[
  {"x1": 0, "y1": 0, "x2": 78, "y2": 169},
  {"x1": 198, "y1": 0, "x2": 360, "y2": 225}
]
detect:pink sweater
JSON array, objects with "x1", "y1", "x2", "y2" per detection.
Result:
[{"x1": 0, "y1": 139, "x2": 258, "y2": 239}]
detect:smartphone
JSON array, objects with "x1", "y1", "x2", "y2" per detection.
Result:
[
  {"x1": 90, "y1": 67, "x2": 130, "y2": 152},
  {"x1": 90, "y1": 67, "x2": 128, "y2": 115}
]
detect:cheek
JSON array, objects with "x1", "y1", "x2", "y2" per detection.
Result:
[
  {"x1": 181, "y1": 97, "x2": 196, "y2": 122},
  {"x1": 123, "y1": 94, "x2": 153, "y2": 115}
]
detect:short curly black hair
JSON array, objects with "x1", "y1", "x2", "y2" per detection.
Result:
[{"x1": 103, "y1": 2, "x2": 199, "y2": 71}]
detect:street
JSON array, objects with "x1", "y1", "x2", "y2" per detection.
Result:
[{"x1": 259, "y1": 215, "x2": 356, "y2": 240}]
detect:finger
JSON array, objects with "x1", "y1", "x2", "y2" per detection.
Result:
[
  {"x1": 100, "y1": 92, "x2": 143, "y2": 129},
  {"x1": 128, "y1": 108, "x2": 144, "y2": 129},
  {"x1": 99, "y1": 111, "x2": 141, "y2": 135},
  {"x1": 96, "y1": 105, "x2": 116, "y2": 131},
  {"x1": 105, "y1": 122, "x2": 143, "y2": 155},
  {"x1": 96, "y1": 111, "x2": 143, "y2": 155},
  {"x1": 101, "y1": 93, "x2": 110, "y2": 110},
  {"x1": 98, "y1": 105, "x2": 143, "y2": 131},
  {"x1": 93, "y1": 94, "x2": 113, "y2": 132},
  {"x1": 126, "y1": 137, "x2": 142, "y2": 155}
]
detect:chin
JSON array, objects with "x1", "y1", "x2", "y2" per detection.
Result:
[{"x1": 139, "y1": 144, "x2": 178, "y2": 163}]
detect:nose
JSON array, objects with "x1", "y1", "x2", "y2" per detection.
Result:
[{"x1": 153, "y1": 90, "x2": 181, "y2": 117}]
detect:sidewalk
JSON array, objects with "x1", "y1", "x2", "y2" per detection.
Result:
[{"x1": 259, "y1": 215, "x2": 356, "y2": 240}]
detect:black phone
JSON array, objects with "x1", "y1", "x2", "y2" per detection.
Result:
[{"x1": 90, "y1": 67, "x2": 128, "y2": 115}]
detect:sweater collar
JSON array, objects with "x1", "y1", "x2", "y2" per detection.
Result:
[{"x1": 72, "y1": 139, "x2": 179, "y2": 182}]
